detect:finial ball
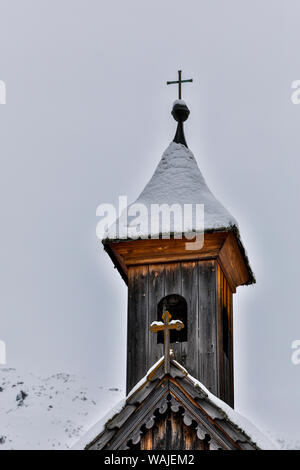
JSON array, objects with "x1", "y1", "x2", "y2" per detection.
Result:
[{"x1": 172, "y1": 100, "x2": 190, "y2": 123}]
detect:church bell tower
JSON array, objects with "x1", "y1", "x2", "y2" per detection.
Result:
[{"x1": 102, "y1": 71, "x2": 255, "y2": 408}]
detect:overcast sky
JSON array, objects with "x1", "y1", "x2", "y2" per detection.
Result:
[{"x1": 0, "y1": 0, "x2": 300, "y2": 439}]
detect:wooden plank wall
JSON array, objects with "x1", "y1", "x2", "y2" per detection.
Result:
[
  {"x1": 217, "y1": 262, "x2": 234, "y2": 407},
  {"x1": 127, "y1": 260, "x2": 220, "y2": 397},
  {"x1": 139, "y1": 409, "x2": 210, "y2": 450},
  {"x1": 198, "y1": 261, "x2": 218, "y2": 396},
  {"x1": 127, "y1": 265, "x2": 149, "y2": 393}
]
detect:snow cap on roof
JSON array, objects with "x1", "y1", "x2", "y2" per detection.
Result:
[{"x1": 104, "y1": 142, "x2": 237, "y2": 241}]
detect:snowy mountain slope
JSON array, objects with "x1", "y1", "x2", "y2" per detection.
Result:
[{"x1": 0, "y1": 368, "x2": 123, "y2": 450}]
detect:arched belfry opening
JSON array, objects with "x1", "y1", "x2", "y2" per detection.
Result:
[{"x1": 157, "y1": 294, "x2": 188, "y2": 344}]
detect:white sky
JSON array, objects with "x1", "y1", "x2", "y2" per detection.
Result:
[{"x1": 0, "y1": 0, "x2": 300, "y2": 438}]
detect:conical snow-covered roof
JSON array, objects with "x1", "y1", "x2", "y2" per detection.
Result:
[
  {"x1": 134, "y1": 142, "x2": 236, "y2": 229},
  {"x1": 104, "y1": 142, "x2": 237, "y2": 241}
]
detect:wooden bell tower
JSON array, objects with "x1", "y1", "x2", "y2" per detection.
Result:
[
  {"x1": 104, "y1": 231, "x2": 254, "y2": 408},
  {"x1": 102, "y1": 71, "x2": 255, "y2": 408}
]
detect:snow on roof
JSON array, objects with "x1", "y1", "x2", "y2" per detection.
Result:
[
  {"x1": 72, "y1": 398, "x2": 126, "y2": 451},
  {"x1": 104, "y1": 142, "x2": 237, "y2": 241},
  {"x1": 76, "y1": 357, "x2": 278, "y2": 451}
]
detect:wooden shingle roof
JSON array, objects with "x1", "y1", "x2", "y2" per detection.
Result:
[{"x1": 84, "y1": 358, "x2": 274, "y2": 451}]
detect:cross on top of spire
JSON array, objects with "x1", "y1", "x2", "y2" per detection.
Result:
[{"x1": 167, "y1": 70, "x2": 193, "y2": 100}]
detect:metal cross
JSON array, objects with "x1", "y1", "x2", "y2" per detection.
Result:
[
  {"x1": 167, "y1": 70, "x2": 193, "y2": 100},
  {"x1": 149, "y1": 310, "x2": 184, "y2": 374}
]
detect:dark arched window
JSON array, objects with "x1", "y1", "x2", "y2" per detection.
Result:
[{"x1": 157, "y1": 294, "x2": 188, "y2": 344}]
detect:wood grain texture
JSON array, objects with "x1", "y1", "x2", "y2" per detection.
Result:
[
  {"x1": 197, "y1": 260, "x2": 218, "y2": 396},
  {"x1": 127, "y1": 260, "x2": 226, "y2": 401},
  {"x1": 217, "y1": 262, "x2": 234, "y2": 407},
  {"x1": 140, "y1": 409, "x2": 209, "y2": 450},
  {"x1": 218, "y1": 232, "x2": 250, "y2": 291},
  {"x1": 148, "y1": 264, "x2": 165, "y2": 370},
  {"x1": 105, "y1": 230, "x2": 253, "y2": 290},
  {"x1": 126, "y1": 257, "x2": 235, "y2": 404},
  {"x1": 181, "y1": 262, "x2": 198, "y2": 374},
  {"x1": 108, "y1": 232, "x2": 226, "y2": 266},
  {"x1": 127, "y1": 265, "x2": 149, "y2": 394}
]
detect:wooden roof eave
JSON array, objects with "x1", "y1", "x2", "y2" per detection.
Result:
[{"x1": 102, "y1": 226, "x2": 255, "y2": 290}]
